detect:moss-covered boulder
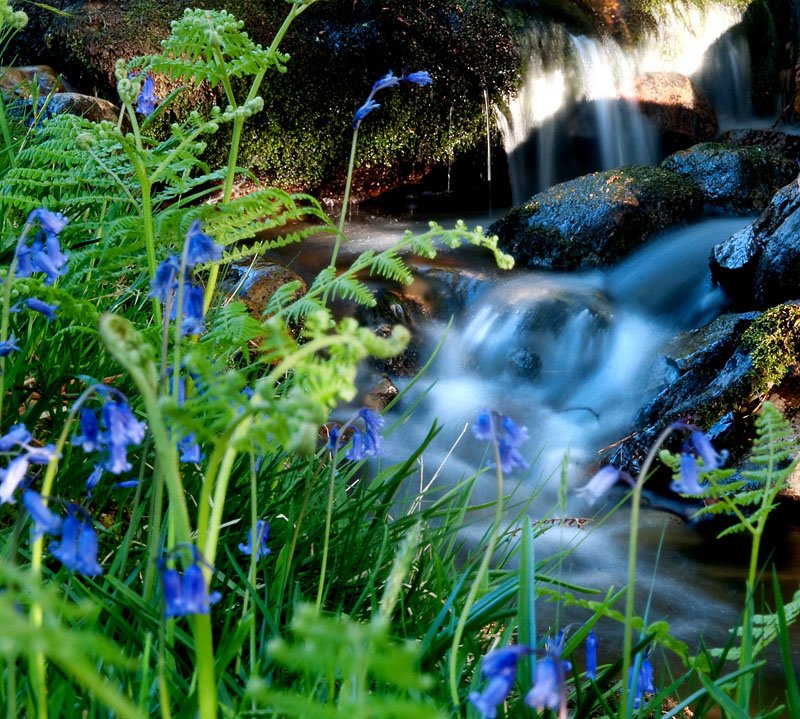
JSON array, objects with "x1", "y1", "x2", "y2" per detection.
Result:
[
  {"x1": 488, "y1": 165, "x2": 703, "y2": 271},
  {"x1": 661, "y1": 142, "x2": 797, "y2": 214},
  {"x1": 710, "y1": 180, "x2": 800, "y2": 309},
  {"x1": 11, "y1": 0, "x2": 520, "y2": 196}
]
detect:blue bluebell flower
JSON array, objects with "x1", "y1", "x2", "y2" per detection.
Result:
[
  {"x1": 472, "y1": 409, "x2": 494, "y2": 441},
  {"x1": 585, "y1": 630, "x2": 597, "y2": 680},
  {"x1": 0, "y1": 456, "x2": 30, "y2": 504},
  {"x1": 345, "y1": 430, "x2": 365, "y2": 461},
  {"x1": 50, "y1": 509, "x2": 104, "y2": 576},
  {"x1": 150, "y1": 255, "x2": 181, "y2": 301},
  {"x1": 330, "y1": 408, "x2": 386, "y2": 462},
  {"x1": 86, "y1": 464, "x2": 104, "y2": 494},
  {"x1": 468, "y1": 645, "x2": 531, "y2": 719},
  {"x1": 114, "y1": 479, "x2": 140, "y2": 489},
  {"x1": 161, "y1": 561, "x2": 221, "y2": 617},
  {"x1": 0, "y1": 424, "x2": 31, "y2": 451},
  {"x1": 576, "y1": 466, "x2": 621, "y2": 505},
  {"x1": 473, "y1": 409, "x2": 529, "y2": 473},
  {"x1": 135, "y1": 72, "x2": 158, "y2": 117},
  {"x1": 30, "y1": 237, "x2": 68, "y2": 284},
  {"x1": 353, "y1": 99, "x2": 380, "y2": 129},
  {"x1": 178, "y1": 433, "x2": 204, "y2": 463},
  {"x1": 73, "y1": 409, "x2": 103, "y2": 453},
  {"x1": 671, "y1": 453, "x2": 704, "y2": 495},
  {"x1": 372, "y1": 71, "x2": 400, "y2": 93},
  {"x1": 628, "y1": 648, "x2": 655, "y2": 709},
  {"x1": 101, "y1": 399, "x2": 146, "y2": 475},
  {"x1": 0, "y1": 335, "x2": 21, "y2": 357},
  {"x1": 23, "y1": 490, "x2": 62, "y2": 537},
  {"x1": 690, "y1": 431, "x2": 728, "y2": 470},
  {"x1": 14, "y1": 241, "x2": 34, "y2": 277},
  {"x1": 24, "y1": 444, "x2": 57, "y2": 465},
  {"x1": 28, "y1": 208, "x2": 68, "y2": 237},
  {"x1": 171, "y1": 282, "x2": 206, "y2": 336},
  {"x1": 185, "y1": 220, "x2": 222, "y2": 267},
  {"x1": 524, "y1": 639, "x2": 567, "y2": 714},
  {"x1": 239, "y1": 520, "x2": 270, "y2": 560},
  {"x1": 403, "y1": 71, "x2": 433, "y2": 86},
  {"x1": 22, "y1": 298, "x2": 58, "y2": 321},
  {"x1": 328, "y1": 424, "x2": 339, "y2": 451}
]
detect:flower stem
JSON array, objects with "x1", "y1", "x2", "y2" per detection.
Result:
[
  {"x1": 448, "y1": 437, "x2": 504, "y2": 707},
  {"x1": 620, "y1": 424, "x2": 675, "y2": 717}
]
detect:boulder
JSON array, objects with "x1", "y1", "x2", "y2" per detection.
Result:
[
  {"x1": 42, "y1": 92, "x2": 118, "y2": 123},
  {"x1": 222, "y1": 258, "x2": 307, "y2": 320},
  {"x1": 660, "y1": 142, "x2": 797, "y2": 213},
  {"x1": 619, "y1": 71, "x2": 717, "y2": 151},
  {"x1": 718, "y1": 129, "x2": 800, "y2": 162},
  {"x1": 489, "y1": 165, "x2": 703, "y2": 271},
  {"x1": 710, "y1": 180, "x2": 800, "y2": 308},
  {"x1": 0, "y1": 65, "x2": 72, "y2": 97}
]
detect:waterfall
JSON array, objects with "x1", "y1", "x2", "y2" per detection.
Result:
[{"x1": 497, "y1": 1, "x2": 753, "y2": 204}]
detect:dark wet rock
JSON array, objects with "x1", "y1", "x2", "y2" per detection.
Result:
[
  {"x1": 718, "y1": 129, "x2": 800, "y2": 162},
  {"x1": 508, "y1": 347, "x2": 541, "y2": 380},
  {"x1": 221, "y1": 258, "x2": 307, "y2": 319},
  {"x1": 710, "y1": 180, "x2": 800, "y2": 309},
  {"x1": 42, "y1": 92, "x2": 118, "y2": 123},
  {"x1": 620, "y1": 72, "x2": 717, "y2": 151},
  {"x1": 608, "y1": 312, "x2": 762, "y2": 474},
  {"x1": 361, "y1": 375, "x2": 399, "y2": 411},
  {"x1": 489, "y1": 165, "x2": 703, "y2": 271},
  {"x1": 414, "y1": 267, "x2": 490, "y2": 317},
  {"x1": 660, "y1": 143, "x2": 797, "y2": 213}
]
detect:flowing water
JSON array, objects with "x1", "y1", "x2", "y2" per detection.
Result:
[
  {"x1": 496, "y1": 1, "x2": 754, "y2": 204},
  {"x1": 278, "y1": 209, "x2": 800, "y2": 695}
]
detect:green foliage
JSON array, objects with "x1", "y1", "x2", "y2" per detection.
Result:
[{"x1": 741, "y1": 304, "x2": 800, "y2": 391}]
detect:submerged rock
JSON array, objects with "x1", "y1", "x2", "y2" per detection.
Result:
[
  {"x1": 620, "y1": 71, "x2": 717, "y2": 151},
  {"x1": 489, "y1": 165, "x2": 703, "y2": 271},
  {"x1": 661, "y1": 143, "x2": 797, "y2": 214},
  {"x1": 710, "y1": 180, "x2": 800, "y2": 308}
]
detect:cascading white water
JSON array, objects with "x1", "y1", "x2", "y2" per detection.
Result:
[{"x1": 497, "y1": 1, "x2": 754, "y2": 204}]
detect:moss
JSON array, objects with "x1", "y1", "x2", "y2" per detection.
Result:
[{"x1": 741, "y1": 304, "x2": 800, "y2": 391}]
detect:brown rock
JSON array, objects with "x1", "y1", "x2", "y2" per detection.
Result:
[
  {"x1": 0, "y1": 65, "x2": 72, "y2": 97},
  {"x1": 620, "y1": 71, "x2": 718, "y2": 151},
  {"x1": 222, "y1": 258, "x2": 307, "y2": 320},
  {"x1": 43, "y1": 92, "x2": 118, "y2": 123}
]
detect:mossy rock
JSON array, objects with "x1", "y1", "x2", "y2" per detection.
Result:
[
  {"x1": 661, "y1": 142, "x2": 797, "y2": 213},
  {"x1": 11, "y1": 0, "x2": 520, "y2": 195},
  {"x1": 488, "y1": 164, "x2": 703, "y2": 271}
]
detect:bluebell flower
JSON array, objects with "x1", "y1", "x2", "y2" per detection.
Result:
[
  {"x1": 30, "y1": 237, "x2": 68, "y2": 285},
  {"x1": 101, "y1": 399, "x2": 146, "y2": 474},
  {"x1": 353, "y1": 99, "x2": 380, "y2": 129},
  {"x1": 24, "y1": 444, "x2": 57, "y2": 464},
  {"x1": 73, "y1": 408, "x2": 103, "y2": 453},
  {"x1": 498, "y1": 438, "x2": 529, "y2": 473},
  {"x1": 0, "y1": 424, "x2": 31, "y2": 451},
  {"x1": 473, "y1": 409, "x2": 529, "y2": 473},
  {"x1": 331, "y1": 408, "x2": 386, "y2": 462},
  {"x1": 372, "y1": 71, "x2": 400, "y2": 93},
  {"x1": 0, "y1": 335, "x2": 21, "y2": 357},
  {"x1": 50, "y1": 510, "x2": 104, "y2": 576},
  {"x1": 178, "y1": 433, "x2": 204, "y2": 463},
  {"x1": 576, "y1": 466, "x2": 621, "y2": 505},
  {"x1": 114, "y1": 479, "x2": 140, "y2": 489},
  {"x1": 0, "y1": 456, "x2": 30, "y2": 504},
  {"x1": 345, "y1": 429, "x2": 365, "y2": 461},
  {"x1": 585, "y1": 630, "x2": 597, "y2": 680},
  {"x1": 150, "y1": 255, "x2": 181, "y2": 301},
  {"x1": 161, "y1": 561, "x2": 221, "y2": 617},
  {"x1": 135, "y1": 72, "x2": 158, "y2": 117},
  {"x1": 472, "y1": 409, "x2": 494, "y2": 441},
  {"x1": 328, "y1": 424, "x2": 339, "y2": 451},
  {"x1": 524, "y1": 639, "x2": 567, "y2": 714},
  {"x1": 14, "y1": 241, "x2": 34, "y2": 277},
  {"x1": 359, "y1": 408, "x2": 384, "y2": 455},
  {"x1": 671, "y1": 454, "x2": 704, "y2": 495},
  {"x1": 86, "y1": 464, "x2": 104, "y2": 494},
  {"x1": 403, "y1": 71, "x2": 433, "y2": 86},
  {"x1": 185, "y1": 220, "x2": 222, "y2": 267},
  {"x1": 23, "y1": 490, "x2": 62, "y2": 537},
  {"x1": 690, "y1": 431, "x2": 728, "y2": 470},
  {"x1": 468, "y1": 645, "x2": 531, "y2": 719},
  {"x1": 239, "y1": 520, "x2": 270, "y2": 560},
  {"x1": 23, "y1": 298, "x2": 58, "y2": 321},
  {"x1": 628, "y1": 648, "x2": 655, "y2": 709},
  {"x1": 28, "y1": 208, "x2": 68, "y2": 237},
  {"x1": 170, "y1": 282, "x2": 206, "y2": 336}
]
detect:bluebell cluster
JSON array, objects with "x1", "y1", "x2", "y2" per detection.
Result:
[
  {"x1": 472, "y1": 409, "x2": 529, "y2": 474},
  {"x1": 238, "y1": 519, "x2": 270, "y2": 560},
  {"x1": 469, "y1": 632, "x2": 653, "y2": 718},
  {"x1": 329, "y1": 407, "x2": 385, "y2": 462},
  {"x1": 151, "y1": 220, "x2": 223, "y2": 336},
  {"x1": 352, "y1": 70, "x2": 433, "y2": 130},
  {"x1": 160, "y1": 556, "x2": 222, "y2": 618},
  {"x1": 133, "y1": 72, "x2": 159, "y2": 118}
]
